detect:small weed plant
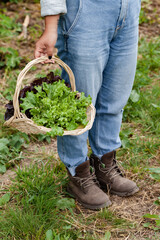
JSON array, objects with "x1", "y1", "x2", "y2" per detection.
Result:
[
  {"x1": 0, "y1": 47, "x2": 21, "y2": 70},
  {"x1": 0, "y1": 13, "x2": 21, "y2": 38},
  {"x1": 0, "y1": 132, "x2": 29, "y2": 173}
]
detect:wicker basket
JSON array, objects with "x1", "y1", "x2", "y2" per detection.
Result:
[{"x1": 4, "y1": 56, "x2": 95, "y2": 136}]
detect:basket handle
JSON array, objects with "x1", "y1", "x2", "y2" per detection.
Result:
[{"x1": 13, "y1": 56, "x2": 76, "y2": 118}]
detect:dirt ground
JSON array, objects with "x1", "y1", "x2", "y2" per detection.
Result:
[{"x1": 139, "y1": 1, "x2": 160, "y2": 38}]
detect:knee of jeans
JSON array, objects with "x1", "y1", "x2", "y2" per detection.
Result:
[
  {"x1": 96, "y1": 98, "x2": 125, "y2": 115},
  {"x1": 108, "y1": 108, "x2": 124, "y2": 116},
  {"x1": 96, "y1": 96, "x2": 127, "y2": 115}
]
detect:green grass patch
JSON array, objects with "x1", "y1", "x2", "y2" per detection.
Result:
[
  {"x1": 121, "y1": 37, "x2": 160, "y2": 173},
  {"x1": 0, "y1": 161, "x2": 79, "y2": 239},
  {"x1": 0, "y1": 161, "x2": 134, "y2": 240},
  {"x1": 124, "y1": 38, "x2": 160, "y2": 131}
]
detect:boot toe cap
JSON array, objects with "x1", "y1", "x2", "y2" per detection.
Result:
[
  {"x1": 87, "y1": 187, "x2": 112, "y2": 208},
  {"x1": 111, "y1": 178, "x2": 139, "y2": 196}
]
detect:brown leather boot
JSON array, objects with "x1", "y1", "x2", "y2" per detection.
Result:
[
  {"x1": 67, "y1": 160, "x2": 111, "y2": 209},
  {"x1": 90, "y1": 151, "x2": 139, "y2": 197}
]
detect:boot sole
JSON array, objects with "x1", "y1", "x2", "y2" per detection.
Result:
[
  {"x1": 67, "y1": 186, "x2": 112, "y2": 210},
  {"x1": 100, "y1": 183, "x2": 139, "y2": 197},
  {"x1": 110, "y1": 186, "x2": 139, "y2": 197}
]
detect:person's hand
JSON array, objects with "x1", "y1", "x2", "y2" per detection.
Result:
[
  {"x1": 34, "y1": 15, "x2": 59, "y2": 61},
  {"x1": 34, "y1": 30, "x2": 57, "y2": 59}
]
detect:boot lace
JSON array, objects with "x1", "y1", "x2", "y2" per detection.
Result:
[
  {"x1": 74, "y1": 171, "x2": 99, "y2": 189},
  {"x1": 99, "y1": 159, "x2": 124, "y2": 181}
]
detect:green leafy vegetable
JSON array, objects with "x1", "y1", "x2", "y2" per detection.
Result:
[{"x1": 20, "y1": 80, "x2": 92, "y2": 137}]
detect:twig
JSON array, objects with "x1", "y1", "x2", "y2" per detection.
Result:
[{"x1": 18, "y1": 15, "x2": 30, "y2": 39}]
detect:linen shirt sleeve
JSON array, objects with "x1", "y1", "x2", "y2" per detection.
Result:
[{"x1": 40, "y1": 0, "x2": 67, "y2": 16}]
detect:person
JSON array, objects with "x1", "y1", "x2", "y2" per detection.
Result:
[{"x1": 35, "y1": 0, "x2": 140, "y2": 210}]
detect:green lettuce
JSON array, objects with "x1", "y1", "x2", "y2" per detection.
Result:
[{"x1": 20, "y1": 80, "x2": 92, "y2": 138}]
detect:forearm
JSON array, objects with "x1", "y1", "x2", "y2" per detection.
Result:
[
  {"x1": 35, "y1": 1, "x2": 66, "y2": 58},
  {"x1": 44, "y1": 15, "x2": 60, "y2": 33}
]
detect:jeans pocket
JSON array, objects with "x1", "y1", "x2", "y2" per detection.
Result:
[{"x1": 61, "y1": 0, "x2": 82, "y2": 35}]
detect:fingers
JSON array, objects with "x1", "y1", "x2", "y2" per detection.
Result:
[
  {"x1": 34, "y1": 43, "x2": 53, "y2": 60},
  {"x1": 46, "y1": 45, "x2": 54, "y2": 59},
  {"x1": 41, "y1": 58, "x2": 55, "y2": 64},
  {"x1": 34, "y1": 31, "x2": 57, "y2": 64},
  {"x1": 34, "y1": 49, "x2": 41, "y2": 59},
  {"x1": 34, "y1": 46, "x2": 45, "y2": 59}
]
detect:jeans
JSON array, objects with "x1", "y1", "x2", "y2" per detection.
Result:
[{"x1": 55, "y1": 0, "x2": 141, "y2": 176}]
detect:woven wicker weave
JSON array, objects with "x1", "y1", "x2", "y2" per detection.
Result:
[{"x1": 4, "y1": 56, "x2": 95, "y2": 136}]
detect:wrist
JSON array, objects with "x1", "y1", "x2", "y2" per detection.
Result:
[{"x1": 44, "y1": 28, "x2": 57, "y2": 35}]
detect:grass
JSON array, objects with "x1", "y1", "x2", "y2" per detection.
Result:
[
  {"x1": 0, "y1": 1, "x2": 160, "y2": 239},
  {"x1": 0, "y1": 162, "x2": 75, "y2": 239},
  {"x1": 0, "y1": 161, "x2": 135, "y2": 240},
  {"x1": 120, "y1": 37, "x2": 160, "y2": 173}
]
